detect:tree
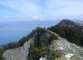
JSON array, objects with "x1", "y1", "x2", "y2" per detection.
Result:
[
  {"x1": 0, "y1": 48, "x2": 4, "y2": 60},
  {"x1": 63, "y1": 27, "x2": 80, "y2": 45},
  {"x1": 18, "y1": 36, "x2": 27, "y2": 46},
  {"x1": 48, "y1": 26, "x2": 66, "y2": 38}
]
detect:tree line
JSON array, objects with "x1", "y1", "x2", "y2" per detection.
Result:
[{"x1": 48, "y1": 26, "x2": 83, "y2": 46}]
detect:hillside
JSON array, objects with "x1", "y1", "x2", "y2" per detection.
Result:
[
  {"x1": 49, "y1": 30, "x2": 83, "y2": 59},
  {"x1": 2, "y1": 28, "x2": 83, "y2": 60},
  {"x1": 48, "y1": 19, "x2": 83, "y2": 46}
]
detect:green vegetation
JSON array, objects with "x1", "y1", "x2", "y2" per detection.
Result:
[
  {"x1": 48, "y1": 26, "x2": 81, "y2": 46},
  {"x1": 28, "y1": 44, "x2": 46, "y2": 60},
  {"x1": 28, "y1": 27, "x2": 58, "y2": 60},
  {"x1": 0, "y1": 48, "x2": 4, "y2": 60},
  {"x1": 48, "y1": 26, "x2": 65, "y2": 38},
  {"x1": 28, "y1": 45, "x2": 63, "y2": 60}
]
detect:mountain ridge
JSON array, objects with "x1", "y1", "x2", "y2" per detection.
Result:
[{"x1": 2, "y1": 28, "x2": 83, "y2": 60}]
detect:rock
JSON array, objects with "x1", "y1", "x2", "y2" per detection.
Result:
[
  {"x1": 49, "y1": 31, "x2": 83, "y2": 59},
  {"x1": 39, "y1": 57, "x2": 46, "y2": 60},
  {"x1": 3, "y1": 38, "x2": 34, "y2": 60},
  {"x1": 21, "y1": 38, "x2": 34, "y2": 56},
  {"x1": 3, "y1": 47, "x2": 27, "y2": 60}
]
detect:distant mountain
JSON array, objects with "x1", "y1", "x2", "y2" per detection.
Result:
[
  {"x1": 57, "y1": 19, "x2": 75, "y2": 27},
  {"x1": 57, "y1": 19, "x2": 83, "y2": 31}
]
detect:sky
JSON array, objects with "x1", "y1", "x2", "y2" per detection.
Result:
[{"x1": 0, "y1": 0, "x2": 83, "y2": 22}]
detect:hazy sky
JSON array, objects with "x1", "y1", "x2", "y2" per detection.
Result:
[{"x1": 0, "y1": 0, "x2": 83, "y2": 22}]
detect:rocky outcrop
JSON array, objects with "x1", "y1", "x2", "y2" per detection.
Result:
[
  {"x1": 3, "y1": 47, "x2": 27, "y2": 60},
  {"x1": 3, "y1": 30, "x2": 50, "y2": 60},
  {"x1": 49, "y1": 30, "x2": 83, "y2": 59},
  {"x1": 21, "y1": 38, "x2": 34, "y2": 56},
  {"x1": 3, "y1": 38, "x2": 34, "y2": 60}
]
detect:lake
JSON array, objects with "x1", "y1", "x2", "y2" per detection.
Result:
[{"x1": 0, "y1": 20, "x2": 59, "y2": 45}]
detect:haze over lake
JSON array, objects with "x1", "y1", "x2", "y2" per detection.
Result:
[{"x1": 0, "y1": 20, "x2": 59, "y2": 45}]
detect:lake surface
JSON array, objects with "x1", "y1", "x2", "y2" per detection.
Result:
[
  {"x1": 0, "y1": 29, "x2": 32, "y2": 45},
  {"x1": 0, "y1": 20, "x2": 59, "y2": 45}
]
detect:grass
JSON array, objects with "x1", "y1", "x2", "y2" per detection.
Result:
[{"x1": 55, "y1": 58, "x2": 81, "y2": 60}]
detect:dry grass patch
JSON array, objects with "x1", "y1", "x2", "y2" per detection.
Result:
[{"x1": 55, "y1": 58, "x2": 81, "y2": 60}]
